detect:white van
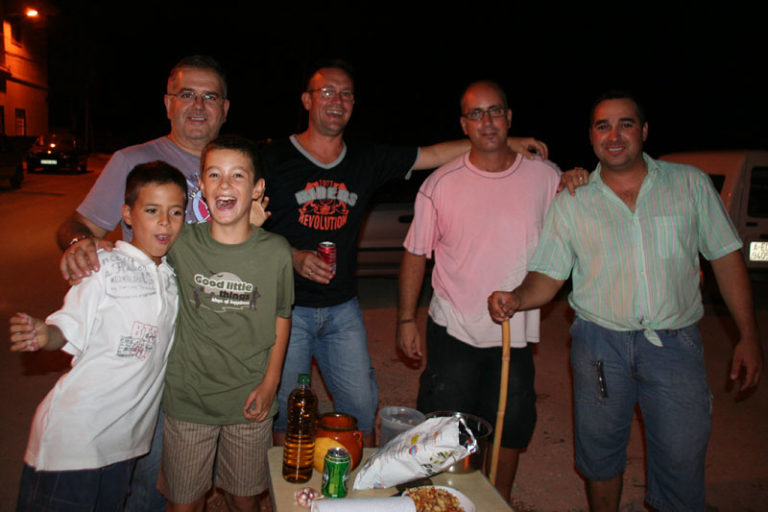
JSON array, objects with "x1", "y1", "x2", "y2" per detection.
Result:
[{"x1": 659, "y1": 150, "x2": 768, "y2": 272}]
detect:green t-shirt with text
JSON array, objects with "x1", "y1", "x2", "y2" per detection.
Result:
[{"x1": 163, "y1": 223, "x2": 294, "y2": 424}]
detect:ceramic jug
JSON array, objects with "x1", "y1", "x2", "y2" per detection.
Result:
[{"x1": 316, "y1": 412, "x2": 363, "y2": 468}]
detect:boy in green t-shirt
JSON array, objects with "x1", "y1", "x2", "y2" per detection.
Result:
[{"x1": 158, "y1": 135, "x2": 294, "y2": 512}]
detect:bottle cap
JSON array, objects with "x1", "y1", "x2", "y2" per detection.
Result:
[{"x1": 298, "y1": 373, "x2": 311, "y2": 386}]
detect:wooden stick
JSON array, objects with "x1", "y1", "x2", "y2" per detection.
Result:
[{"x1": 489, "y1": 319, "x2": 511, "y2": 485}]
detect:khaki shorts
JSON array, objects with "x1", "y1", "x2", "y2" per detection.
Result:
[{"x1": 158, "y1": 415, "x2": 272, "y2": 504}]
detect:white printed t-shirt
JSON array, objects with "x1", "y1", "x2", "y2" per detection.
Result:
[
  {"x1": 25, "y1": 242, "x2": 178, "y2": 471},
  {"x1": 404, "y1": 153, "x2": 561, "y2": 348}
]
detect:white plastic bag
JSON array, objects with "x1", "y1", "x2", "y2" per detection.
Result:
[{"x1": 353, "y1": 416, "x2": 477, "y2": 490}]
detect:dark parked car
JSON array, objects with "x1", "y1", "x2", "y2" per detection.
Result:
[
  {"x1": 27, "y1": 132, "x2": 88, "y2": 172},
  {"x1": 0, "y1": 135, "x2": 26, "y2": 188}
]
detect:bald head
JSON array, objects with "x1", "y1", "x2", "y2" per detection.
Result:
[{"x1": 461, "y1": 81, "x2": 508, "y2": 114}]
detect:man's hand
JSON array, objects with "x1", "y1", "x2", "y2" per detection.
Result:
[
  {"x1": 60, "y1": 237, "x2": 113, "y2": 283},
  {"x1": 9, "y1": 313, "x2": 48, "y2": 352},
  {"x1": 243, "y1": 381, "x2": 277, "y2": 422},
  {"x1": 508, "y1": 137, "x2": 548, "y2": 161},
  {"x1": 292, "y1": 249, "x2": 333, "y2": 284},
  {"x1": 397, "y1": 320, "x2": 423, "y2": 360},
  {"x1": 709, "y1": 251, "x2": 762, "y2": 393},
  {"x1": 488, "y1": 291, "x2": 521, "y2": 324},
  {"x1": 558, "y1": 167, "x2": 590, "y2": 195},
  {"x1": 730, "y1": 338, "x2": 763, "y2": 391},
  {"x1": 250, "y1": 195, "x2": 271, "y2": 227}
]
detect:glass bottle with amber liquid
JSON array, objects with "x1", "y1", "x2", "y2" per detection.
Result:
[{"x1": 282, "y1": 373, "x2": 318, "y2": 482}]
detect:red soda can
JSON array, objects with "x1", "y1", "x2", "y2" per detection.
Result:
[{"x1": 317, "y1": 241, "x2": 337, "y2": 276}]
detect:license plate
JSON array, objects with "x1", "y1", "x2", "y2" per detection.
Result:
[
  {"x1": 749, "y1": 241, "x2": 768, "y2": 262},
  {"x1": 41, "y1": 159, "x2": 58, "y2": 165}
]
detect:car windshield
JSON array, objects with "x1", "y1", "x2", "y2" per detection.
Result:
[{"x1": 36, "y1": 134, "x2": 76, "y2": 147}]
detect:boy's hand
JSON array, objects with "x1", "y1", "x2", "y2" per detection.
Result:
[
  {"x1": 9, "y1": 313, "x2": 48, "y2": 352},
  {"x1": 243, "y1": 382, "x2": 277, "y2": 422},
  {"x1": 60, "y1": 238, "x2": 113, "y2": 284},
  {"x1": 250, "y1": 195, "x2": 271, "y2": 227}
]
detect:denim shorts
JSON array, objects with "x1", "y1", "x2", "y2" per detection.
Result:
[
  {"x1": 273, "y1": 298, "x2": 378, "y2": 434},
  {"x1": 570, "y1": 317, "x2": 711, "y2": 512},
  {"x1": 417, "y1": 318, "x2": 536, "y2": 450},
  {"x1": 16, "y1": 459, "x2": 135, "y2": 512}
]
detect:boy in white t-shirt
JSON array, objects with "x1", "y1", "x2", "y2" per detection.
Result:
[{"x1": 9, "y1": 161, "x2": 187, "y2": 511}]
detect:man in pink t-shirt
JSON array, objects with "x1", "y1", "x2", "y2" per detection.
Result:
[{"x1": 397, "y1": 81, "x2": 561, "y2": 501}]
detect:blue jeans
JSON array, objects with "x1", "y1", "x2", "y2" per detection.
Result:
[
  {"x1": 16, "y1": 459, "x2": 135, "y2": 511},
  {"x1": 124, "y1": 410, "x2": 167, "y2": 512},
  {"x1": 274, "y1": 298, "x2": 378, "y2": 434},
  {"x1": 570, "y1": 318, "x2": 711, "y2": 512}
]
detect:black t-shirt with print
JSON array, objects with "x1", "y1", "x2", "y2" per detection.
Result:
[{"x1": 263, "y1": 136, "x2": 417, "y2": 307}]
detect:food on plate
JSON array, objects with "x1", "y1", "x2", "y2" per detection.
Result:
[{"x1": 406, "y1": 486, "x2": 464, "y2": 512}]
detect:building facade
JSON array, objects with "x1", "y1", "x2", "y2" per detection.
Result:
[{"x1": 0, "y1": 1, "x2": 47, "y2": 137}]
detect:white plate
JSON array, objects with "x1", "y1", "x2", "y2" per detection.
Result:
[{"x1": 404, "y1": 485, "x2": 476, "y2": 512}]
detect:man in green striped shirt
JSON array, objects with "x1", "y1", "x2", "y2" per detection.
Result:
[{"x1": 488, "y1": 92, "x2": 762, "y2": 512}]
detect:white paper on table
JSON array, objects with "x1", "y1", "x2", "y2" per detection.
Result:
[{"x1": 310, "y1": 497, "x2": 415, "y2": 511}]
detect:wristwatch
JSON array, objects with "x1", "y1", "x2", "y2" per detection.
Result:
[{"x1": 67, "y1": 234, "x2": 92, "y2": 247}]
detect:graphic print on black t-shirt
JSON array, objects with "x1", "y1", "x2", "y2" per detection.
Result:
[
  {"x1": 262, "y1": 137, "x2": 418, "y2": 306},
  {"x1": 295, "y1": 178, "x2": 359, "y2": 231}
]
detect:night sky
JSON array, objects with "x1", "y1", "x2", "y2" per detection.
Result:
[{"x1": 45, "y1": 1, "x2": 767, "y2": 170}]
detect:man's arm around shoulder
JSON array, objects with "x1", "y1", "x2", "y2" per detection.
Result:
[
  {"x1": 56, "y1": 212, "x2": 109, "y2": 251},
  {"x1": 414, "y1": 138, "x2": 549, "y2": 170},
  {"x1": 57, "y1": 213, "x2": 114, "y2": 281}
]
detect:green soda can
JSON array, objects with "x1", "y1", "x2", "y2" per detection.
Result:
[{"x1": 321, "y1": 446, "x2": 351, "y2": 498}]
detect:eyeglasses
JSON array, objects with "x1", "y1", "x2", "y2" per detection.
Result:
[
  {"x1": 307, "y1": 87, "x2": 354, "y2": 102},
  {"x1": 166, "y1": 90, "x2": 225, "y2": 105},
  {"x1": 462, "y1": 106, "x2": 507, "y2": 121}
]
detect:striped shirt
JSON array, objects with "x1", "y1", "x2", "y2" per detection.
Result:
[{"x1": 529, "y1": 154, "x2": 741, "y2": 344}]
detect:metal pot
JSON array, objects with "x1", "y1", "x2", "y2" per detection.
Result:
[{"x1": 425, "y1": 411, "x2": 493, "y2": 473}]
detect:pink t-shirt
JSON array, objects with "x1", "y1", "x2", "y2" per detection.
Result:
[{"x1": 404, "y1": 153, "x2": 561, "y2": 348}]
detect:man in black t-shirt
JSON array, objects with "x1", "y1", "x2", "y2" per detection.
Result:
[{"x1": 265, "y1": 61, "x2": 547, "y2": 445}]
